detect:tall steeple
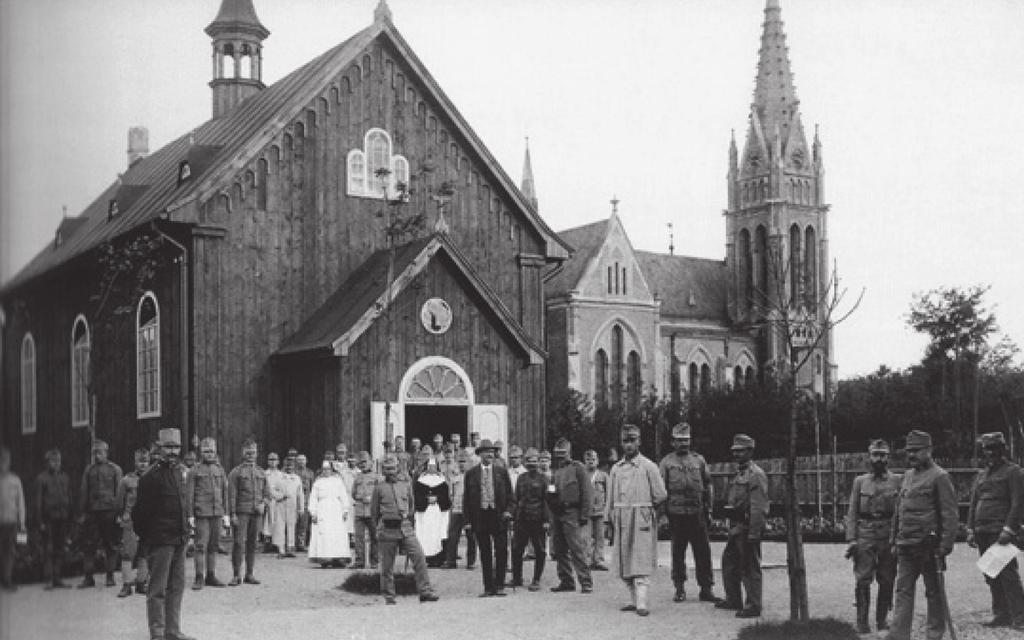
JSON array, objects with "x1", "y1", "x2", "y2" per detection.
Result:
[
  {"x1": 206, "y1": 0, "x2": 270, "y2": 119},
  {"x1": 752, "y1": 0, "x2": 799, "y2": 145},
  {"x1": 521, "y1": 138, "x2": 538, "y2": 211}
]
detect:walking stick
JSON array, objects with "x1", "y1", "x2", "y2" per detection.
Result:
[{"x1": 931, "y1": 542, "x2": 959, "y2": 640}]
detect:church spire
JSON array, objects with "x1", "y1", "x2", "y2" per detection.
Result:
[
  {"x1": 374, "y1": 0, "x2": 393, "y2": 25},
  {"x1": 520, "y1": 137, "x2": 538, "y2": 211},
  {"x1": 752, "y1": 0, "x2": 799, "y2": 140},
  {"x1": 206, "y1": 0, "x2": 270, "y2": 118}
]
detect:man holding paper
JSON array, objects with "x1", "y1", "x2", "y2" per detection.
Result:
[{"x1": 967, "y1": 432, "x2": 1024, "y2": 629}]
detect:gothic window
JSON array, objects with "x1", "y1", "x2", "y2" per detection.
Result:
[
  {"x1": 614, "y1": 262, "x2": 620, "y2": 294},
  {"x1": 755, "y1": 225, "x2": 768, "y2": 305},
  {"x1": 626, "y1": 351, "x2": 641, "y2": 414},
  {"x1": 804, "y1": 226, "x2": 817, "y2": 310},
  {"x1": 688, "y1": 363, "x2": 699, "y2": 396},
  {"x1": 595, "y1": 349, "x2": 609, "y2": 408},
  {"x1": 746, "y1": 366, "x2": 756, "y2": 387},
  {"x1": 734, "y1": 366, "x2": 744, "y2": 389},
  {"x1": 611, "y1": 325, "x2": 624, "y2": 408},
  {"x1": 346, "y1": 128, "x2": 409, "y2": 199},
  {"x1": 137, "y1": 292, "x2": 161, "y2": 418},
  {"x1": 607, "y1": 267, "x2": 613, "y2": 294},
  {"x1": 622, "y1": 267, "x2": 628, "y2": 295},
  {"x1": 739, "y1": 228, "x2": 753, "y2": 309},
  {"x1": 71, "y1": 315, "x2": 90, "y2": 427},
  {"x1": 256, "y1": 158, "x2": 268, "y2": 210},
  {"x1": 21, "y1": 333, "x2": 36, "y2": 434},
  {"x1": 700, "y1": 363, "x2": 712, "y2": 392},
  {"x1": 789, "y1": 224, "x2": 802, "y2": 308}
]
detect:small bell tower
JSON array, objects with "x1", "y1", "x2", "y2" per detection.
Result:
[{"x1": 206, "y1": 0, "x2": 270, "y2": 119}]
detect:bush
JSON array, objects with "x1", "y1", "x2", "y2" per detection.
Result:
[{"x1": 737, "y1": 617, "x2": 859, "y2": 640}]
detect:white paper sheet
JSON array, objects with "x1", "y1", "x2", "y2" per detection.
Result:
[{"x1": 977, "y1": 542, "x2": 1021, "y2": 579}]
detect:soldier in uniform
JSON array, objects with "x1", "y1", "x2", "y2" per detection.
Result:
[
  {"x1": 967, "y1": 432, "x2": 1024, "y2": 629},
  {"x1": 548, "y1": 438, "x2": 594, "y2": 594},
  {"x1": 845, "y1": 439, "x2": 902, "y2": 633},
  {"x1": 511, "y1": 447, "x2": 550, "y2": 590},
  {"x1": 371, "y1": 456, "x2": 439, "y2": 605},
  {"x1": 186, "y1": 437, "x2": 229, "y2": 590},
  {"x1": 116, "y1": 448, "x2": 151, "y2": 597},
  {"x1": 350, "y1": 452, "x2": 380, "y2": 569},
  {"x1": 659, "y1": 423, "x2": 716, "y2": 603},
  {"x1": 227, "y1": 438, "x2": 269, "y2": 585},
  {"x1": 443, "y1": 450, "x2": 475, "y2": 570},
  {"x1": 133, "y1": 428, "x2": 195, "y2": 640},
  {"x1": 36, "y1": 448, "x2": 72, "y2": 590},
  {"x1": 582, "y1": 449, "x2": 609, "y2": 572},
  {"x1": 715, "y1": 434, "x2": 769, "y2": 618},
  {"x1": 605, "y1": 424, "x2": 667, "y2": 616},
  {"x1": 78, "y1": 439, "x2": 123, "y2": 588},
  {"x1": 886, "y1": 430, "x2": 958, "y2": 640},
  {"x1": 294, "y1": 454, "x2": 315, "y2": 552}
]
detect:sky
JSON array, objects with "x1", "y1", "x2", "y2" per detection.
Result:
[{"x1": 1, "y1": 0, "x2": 1022, "y2": 379}]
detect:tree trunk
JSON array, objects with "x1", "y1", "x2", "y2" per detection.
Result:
[{"x1": 786, "y1": 392, "x2": 809, "y2": 620}]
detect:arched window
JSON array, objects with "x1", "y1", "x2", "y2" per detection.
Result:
[
  {"x1": 366, "y1": 129, "x2": 390, "y2": 191},
  {"x1": 71, "y1": 316, "x2": 90, "y2": 427},
  {"x1": 804, "y1": 225, "x2": 817, "y2": 310},
  {"x1": 137, "y1": 292, "x2": 161, "y2": 418},
  {"x1": 622, "y1": 267, "x2": 628, "y2": 295},
  {"x1": 745, "y1": 366, "x2": 756, "y2": 387},
  {"x1": 595, "y1": 349, "x2": 609, "y2": 408},
  {"x1": 734, "y1": 366, "x2": 744, "y2": 389},
  {"x1": 738, "y1": 228, "x2": 752, "y2": 309},
  {"x1": 21, "y1": 333, "x2": 36, "y2": 434},
  {"x1": 700, "y1": 363, "x2": 712, "y2": 392},
  {"x1": 346, "y1": 128, "x2": 409, "y2": 199},
  {"x1": 626, "y1": 351, "x2": 641, "y2": 414},
  {"x1": 755, "y1": 225, "x2": 768, "y2": 305},
  {"x1": 256, "y1": 158, "x2": 268, "y2": 210},
  {"x1": 688, "y1": 363, "x2": 699, "y2": 396},
  {"x1": 347, "y1": 150, "x2": 366, "y2": 195},
  {"x1": 392, "y1": 155, "x2": 410, "y2": 195},
  {"x1": 607, "y1": 267, "x2": 613, "y2": 294},
  {"x1": 610, "y1": 325, "x2": 624, "y2": 408},
  {"x1": 789, "y1": 224, "x2": 802, "y2": 308}
]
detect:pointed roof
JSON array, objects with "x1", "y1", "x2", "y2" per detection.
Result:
[
  {"x1": 544, "y1": 218, "x2": 610, "y2": 298},
  {"x1": 751, "y1": 0, "x2": 799, "y2": 142},
  {"x1": 206, "y1": 0, "x2": 269, "y2": 39},
  {"x1": 635, "y1": 252, "x2": 729, "y2": 323},
  {"x1": 275, "y1": 233, "x2": 545, "y2": 363},
  {"x1": 521, "y1": 138, "x2": 538, "y2": 211}
]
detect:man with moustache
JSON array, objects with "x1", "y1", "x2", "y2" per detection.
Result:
[
  {"x1": 116, "y1": 448, "x2": 151, "y2": 597},
  {"x1": 885, "y1": 430, "x2": 958, "y2": 640},
  {"x1": 845, "y1": 439, "x2": 902, "y2": 633},
  {"x1": 462, "y1": 439, "x2": 513, "y2": 597},
  {"x1": 78, "y1": 439, "x2": 123, "y2": 588},
  {"x1": 227, "y1": 439, "x2": 268, "y2": 585},
  {"x1": 548, "y1": 438, "x2": 594, "y2": 594},
  {"x1": 510, "y1": 448, "x2": 550, "y2": 591},
  {"x1": 186, "y1": 438, "x2": 229, "y2": 590},
  {"x1": 350, "y1": 452, "x2": 380, "y2": 569}
]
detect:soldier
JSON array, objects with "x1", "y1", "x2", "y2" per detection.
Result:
[
  {"x1": 227, "y1": 438, "x2": 269, "y2": 585},
  {"x1": 886, "y1": 430, "x2": 958, "y2": 640},
  {"x1": 294, "y1": 454, "x2": 315, "y2": 552},
  {"x1": 507, "y1": 445, "x2": 527, "y2": 492},
  {"x1": 511, "y1": 447, "x2": 550, "y2": 591},
  {"x1": 715, "y1": 434, "x2": 768, "y2": 618},
  {"x1": 36, "y1": 448, "x2": 72, "y2": 589},
  {"x1": 443, "y1": 450, "x2": 476, "y2": 570},
  {"x1": 350, "y1": 451, "x2": 380, "y2": 569},
  {"x1": 967, "y1": 432, "x2": 1024, "y2": 629},
  {"x1": 582, "y1": 449, "x2": 609, "y2": 572},
  {"x1": 371, "y1": 456, "x2": 439, "y2": 605},
  {"x1": 186, "y1": 437, "x2": 229, "y2": 590},
  {"x1": 548, "y1": 438, "x2": 594, "y2": 594},
  {"x1": 845, "y1": 439, "x2": 902, "y2": 633},
  {"x1": 394, "y1": 436, "x2": 412, "y2": 480},
  {"x1": 659, "y1": 423, "x2": 716, "y2": 603},
  {"x1": 0, "y1": 447, "x2": 26, "y2": 592},
  {"x1": 605, "y1": 424, "x2": 667, "y2": 616},
  {"x1": 78, "y1": 439, "x2": 123, "y2": 588},
  {"x1": 116, "y1": 448, "x2": 151, "y2": 597},
  {"x1": 134, "y1": 428, "x2": 194, "y2": 640}
]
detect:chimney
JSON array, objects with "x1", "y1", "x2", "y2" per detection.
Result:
[{"x1": 128, "y1": 126, "x2": 149, "y2": 167}]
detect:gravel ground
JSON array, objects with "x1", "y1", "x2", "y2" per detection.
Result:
[{"x1": 0, "y1": 542, "x2": 1015, "y2": 640}]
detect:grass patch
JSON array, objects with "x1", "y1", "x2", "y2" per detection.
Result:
[
  {"x1": 339, "y1": 571, "x2": 419, "y2": 596},
  {"x1": 737, "y1": 617, "x2": 858, "y2": 640}
]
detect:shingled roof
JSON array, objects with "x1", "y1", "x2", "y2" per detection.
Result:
[
  {"x1": 3, "y1": 15, "x2": 569, "y2": 295},
  {"x1": 544, "y1": 218, "x2": 609, "y2": 299},
  {"x1": 635, "y1": 251, "x2": 730, "y2": 323}
]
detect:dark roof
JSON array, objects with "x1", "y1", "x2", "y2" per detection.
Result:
[
  {"x1": 276, "y1": 234, "x2": 545, "y2": 362},
  {"x1": 3, "y1": 18, "x2": 569, "y2": 295},
  {"x1": 635, "y1": 251, "x2": 730, "y2": 323},
  {"x1": 205, "y1": 0, "x2": 269, "y2": 39},
  {"x1": 544, "y1": 219, "x2": 609, "y2": 298}
]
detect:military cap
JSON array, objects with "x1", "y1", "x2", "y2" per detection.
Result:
[
  {"x1": 539, "y1": 450, "x2": 552, "y2": 460},
  {"x1": 158, "y1": 428, "x2": 182, "y2": 446},
  {"x1": 553, "y1": 438, "x2": 571, "y2": 453},
  {"x1": 523, "y1": 447, "x2": 540, "y2": 459},
  {"x1": 868, "y1": 439, "x2": 890, "y2": 454},
  {"x1": 509, "y1": 445, "x2": 524, "y2": 457},
  {"x1": 92, "y1": 439, "x2": 109, "y2": 451},
  {"x1": 671, "y1": 423, "x2": 692, "y2": 439},
  {"x1": 621, "y1": 424, "x2": 642, "y2": 438},
  {"x1": 475, "y1": 439, "x2": 500, "y2": 454},
  {"x1": 358, "y1": 451, "x2": 372, "y2": 463},
  {"x1": 730, "y1": 434, "x2": 755, "y2": 450},
  {"x1": 199, "y1": 437, "x2": 218, "y2": 451},
  {"x1": 494, "y1": 440, "x2": 505, "y2": 450},
  {"x1": 456, "y1": 450, "x2": 470, "y2": 462},
  {"x1": 904, "y1": 430, "x2": 932, "y2": 450},
  {"x1": 979, "y1": 432, "x2": 1007, "y2": 448},
  {"x1": 381, "y1": 455, "x2": 399, "y2": 469}
]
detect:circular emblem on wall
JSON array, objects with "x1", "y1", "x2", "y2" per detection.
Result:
[{"x1": 420, "y1": 297, "x2": 453, "y2": 335}]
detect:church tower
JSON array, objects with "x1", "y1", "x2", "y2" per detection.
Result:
[
  {"x1": 725, "y1": 0, "x2": 830, "y2": 389},
  {"x1": 206, "y1": 0, "x2": 270, "y2": 118}
]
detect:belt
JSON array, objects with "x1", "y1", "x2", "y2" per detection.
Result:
[{"x1": 614, "y1": 502, "x2": 653, "y2": 508}]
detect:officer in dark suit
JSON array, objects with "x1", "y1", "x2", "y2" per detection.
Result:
[
  {"x1": 462, "y1": 439, "x2": 513, "y2": 597},
  {"x1": 134, "y1": 428, "x2": 194, "y2": 640}
]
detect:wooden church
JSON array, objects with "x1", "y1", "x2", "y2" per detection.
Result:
[{"x1": 0, "y1": 0, "x2": 570, "y2": 475}]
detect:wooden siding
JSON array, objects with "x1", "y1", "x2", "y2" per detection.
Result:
[{"x1": 277, "y1": 254, "x2": 545, "y2": 458}]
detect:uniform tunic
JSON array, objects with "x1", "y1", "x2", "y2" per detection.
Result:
[{"x1": 605, "y1": 454, "x2": 667, "y2": 578}]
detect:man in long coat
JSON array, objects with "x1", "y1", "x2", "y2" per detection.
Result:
[{"x1": 605, "y1": 424, "x2": 667, "y2": 616}]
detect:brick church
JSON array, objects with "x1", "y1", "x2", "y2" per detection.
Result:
[
  {"x1": 0, "y1": 0, "x2": 570, "y2": 477},
  {"x1": 543, "y1": 0, "x2": 834, "y2": 412}
]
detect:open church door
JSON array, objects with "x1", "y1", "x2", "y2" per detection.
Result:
[
  {"x1": 471, "y1": 404, "x2": 507, "y2": 447},
  {"x1": 371, "y1": 401, "x2": 405, "y2": 463}
]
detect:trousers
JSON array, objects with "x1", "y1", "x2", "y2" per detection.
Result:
[
  {"x1": 511, "y1": 519, "x2": 547, "y2": 583},
  {"x1": 378, "y1": 528, "x2": 432, "y2": 598},
  {"x1": 580, "y1": 515, "x2": 606, "y2": 567},
  {"x1": 193, "y1": 517, "x2": 221, "y2": 579},
  {"x1": 146, "y1": 544, "x2": 186, "y2": 640},
  {"x1": 353, "y1": 515, "x2": 378, "y2": 566},
  {"x1": 81, "y1": 510, "x2": 120, "y2": 576},
  {"x1": 668, "y1": 513, "x2": 714, "y2": 588},
  {"x1": 231, "y1": 512, "x2": 259, "y2": 577},
  {"x1": 976, "y1": 532, "x2": 1024, "y2": 624},
  {"x1": 552, "y1": 510, "x2": 592, "y2": 589},
  {"x1": 40, "y1": 517, "x2": 69, "y2": 584},
  {"x1": 722, "y1": 533, "x2": 762, "y2": 610},
  {"x1": 888, "y1": 545, "x2": 945, "y2": 640},
  {"x1": 473, "y1": 509, "x2": 507, "y2": 592}
]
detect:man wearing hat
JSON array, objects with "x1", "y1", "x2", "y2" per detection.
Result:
[
  {"x1": 134, "y1": 428, "x2": 195, "y2": 640},
  {"x1": 886, "y1": 430, "x2": 958, "y2": 640},
  {"x1": 659, "y1": 422, "x2": 716, "y2": 603},
  {"x1": 462, "y1": 439, "x2": 513, "y2": 596},
  {"x1": 371, "y1": 455, "x2": 439, "y2": 604},
  {"x1": 511, "y1": 447, "x2": 551, "y2": 590},
  {"x1": 845, "y1": 440, "x2": 902, "y2": 633},
  {"x1": 605, "y1": 424, "x2": 667, "y2": 616},
  {"x1": 186, "y1": 437, "x2": 229, "y2": 590},
  {"x1": 716, "y1": 434, "x2": 769, "y2": 618},
  {"x1": 967, "y1": 432, "x2": 1024, "y2": 629},
  {"x1": 547, "y1": 437, "x2": 594, "y2": 593},
  {"x1": 78, "y1": 439, "x2": 124, "y2": 588},
  {"x1": 443, "y1": 449, "x2": 476, "y2": 569},
  {"x1": 350, "y1": 452, "x2": 380, "y2": 569},
  {"x1": 227, "y1": 438, "x2": 269, "y2": 585}
]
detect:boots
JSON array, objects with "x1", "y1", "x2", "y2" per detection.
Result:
[
  {"x1": 117, "y1": 583, "x2": 133, "y2": 598},
  {"x1": 876, "y1": 589, "x2": 891, "y2": 631},
  {"x1": 855, "y1": 585, "x2": 871, "y2": 634},
  {"x1": 673, "y1": 582, "x2": 686, "y2": 602},
  {"x1": 620, "y1": 582, "x2": 637, "y2": 611}
]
